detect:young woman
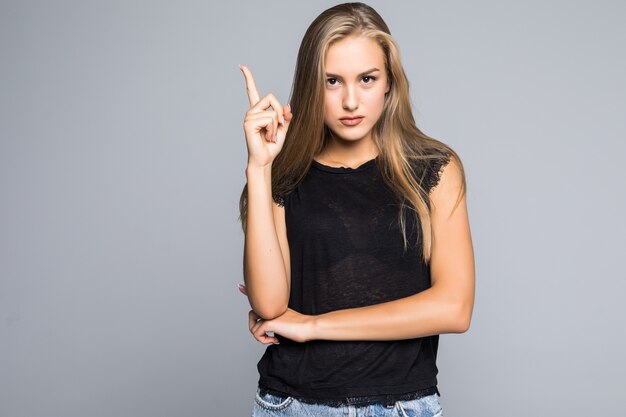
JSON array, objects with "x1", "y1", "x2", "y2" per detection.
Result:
[{"x1": 237, "y1": 2, "x2": 474, "y2": 416}]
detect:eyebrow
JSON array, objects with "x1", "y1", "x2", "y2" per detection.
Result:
[{"x1": 325, "y1": 67, "x2": 381, "y2": 78}]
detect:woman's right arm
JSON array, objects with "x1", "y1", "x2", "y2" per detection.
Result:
[
  {"x1": 239, "y1": 64, "x2": 292, "y2": 321},
  {"x1": 244, "y1": 164, "x2": 291, "y2": 320}
]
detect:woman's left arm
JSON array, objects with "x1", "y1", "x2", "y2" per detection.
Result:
[
  {"x1": 311, "y1": 157, "x2": 475, "y2": 341},
  {"x1": 242, "y1": 157, "x2": 475, "y2": 343}
]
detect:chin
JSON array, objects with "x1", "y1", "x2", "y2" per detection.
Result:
[
  {"x1": 330, "y1": 131, "x2": 361, "y2": 142},
  {"x1": 329, "y1": 122, "x2": 366, "y2": 137}
]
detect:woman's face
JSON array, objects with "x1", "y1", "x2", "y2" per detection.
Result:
[{"x1": 323, "y1": 34, "x2": 390, "y2": 144}]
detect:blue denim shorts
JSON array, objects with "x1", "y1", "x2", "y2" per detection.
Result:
[{"x1": 251, "y1": 387, "x2": 443, "y2": 417}]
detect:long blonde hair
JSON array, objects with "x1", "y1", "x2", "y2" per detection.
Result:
[{"x1": 239, "y1": 2, "x2": 466, "y2": 264}]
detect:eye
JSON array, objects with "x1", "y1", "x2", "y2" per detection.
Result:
[
  {"x1": 326, "y1": 78, "x2": 338, "y2": 86},
  {"x1": 362, "y1": 75, "x2": 377, "y2": 84}
]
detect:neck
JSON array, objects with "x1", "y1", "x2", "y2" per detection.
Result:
[{"x1": 318, "y1": 132, "x2": 379, "y2": 165}]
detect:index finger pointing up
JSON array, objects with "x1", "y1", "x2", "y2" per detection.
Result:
[{"x1": 239, "y1": 64, "x2": 260, "y2": 107}]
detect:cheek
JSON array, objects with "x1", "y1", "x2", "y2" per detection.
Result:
[
  {"x1": 324, "y1": 93, "x2": 337, "y2": 107},
  {"x1": 377, "y1": 93, "x2": 387, "y2": 109},
  {"x1": 324, "y1": 95, "x2": 339, "y2": 119},
  {"x1": 367, "y1": 90, "x2": 387, "y2": 112}
]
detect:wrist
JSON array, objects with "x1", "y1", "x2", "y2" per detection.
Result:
[
  {"x1": 307, "y1": 314, "x2": 320, "y2": 342},
  {"x1": 246, "y1": 161, "x2": 272, "y2": 175}
]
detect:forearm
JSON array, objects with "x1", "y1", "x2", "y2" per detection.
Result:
[
  {"x1": 243, "y1": 164, "x2": 288, "y2": 320},
  {"x1": 311, "y1": 286, "x2": 468, "y2": 341}
]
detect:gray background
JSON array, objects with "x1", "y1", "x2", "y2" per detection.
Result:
[{"x1": 1, "y1": 0, "x2": 624, "y2": 416}]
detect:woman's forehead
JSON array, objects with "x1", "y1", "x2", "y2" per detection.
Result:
[{"x1": 325, "y1": 36, "x2": 385, "y2": 74}]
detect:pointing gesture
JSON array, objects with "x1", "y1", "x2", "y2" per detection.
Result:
[{"x1": 239, "y1": 64, "x2": 293, "y2": 168}]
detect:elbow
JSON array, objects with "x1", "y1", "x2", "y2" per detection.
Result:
[
  {"x1": 252, "y1": 300, "x2": 289, "y2": 321},
  {"x1": 451, "y1": 302, "x2": 472, "y2": 334},
  {"x1": 256, "y1": 305, "x2": 289, "y2": 321},
  {"x1": 455, "y1": 314, "x2": 471, "y2": 333},
  {"x1": 244, "y1": 280, "x2": 289, "y2": 320}
]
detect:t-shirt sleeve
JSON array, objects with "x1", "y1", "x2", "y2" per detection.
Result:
[
  {"x1": 425, "y1": 151, "x2": 452, "y2": 193},
  {"x1": 272, "y1": 193, "x2": 286, "y2": 208}
]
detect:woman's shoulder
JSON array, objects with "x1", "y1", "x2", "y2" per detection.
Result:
[
  {"x1": 272, "y1": 192, "x2": 287, "y2": 208},
  {"x1": 409, "y1": 147, "x2": 454, "y2": 193},
  {"x1": 425, "y1": 148, "x2": 453, "y2": 192},
  {"x1": 272, "y1": 171, "x2": 300, "y2": 208}
]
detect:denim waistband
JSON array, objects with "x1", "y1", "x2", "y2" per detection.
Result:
[{"x1": 259, "y1": 385, "x2": 440, "y2": 407}]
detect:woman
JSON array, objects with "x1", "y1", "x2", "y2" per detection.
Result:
[{"x1": 237, "y1": 2, "x2": 474, "y2": 416}]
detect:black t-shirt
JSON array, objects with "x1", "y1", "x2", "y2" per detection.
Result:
[{"x1": 257, "y1": 151, "x2": 452, "y2": 407}]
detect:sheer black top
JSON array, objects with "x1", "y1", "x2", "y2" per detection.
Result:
[{"x1": 257, "y1": 150, "x2": 452, "y2": 407}]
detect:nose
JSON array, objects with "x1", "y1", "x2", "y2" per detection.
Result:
[{"x1": 342, "y1": 84, "x2": 358, "y2": 111}]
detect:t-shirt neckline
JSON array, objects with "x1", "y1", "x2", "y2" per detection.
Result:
[{"x1": 311, "y1": 155, "x2": 379, "y2": 173}]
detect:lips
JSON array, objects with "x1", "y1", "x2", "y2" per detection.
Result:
[{"x1": 339, "y1": 116, "x2": 364, "y2": 126}]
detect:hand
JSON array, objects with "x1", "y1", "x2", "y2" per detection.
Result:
[
  {"x1": 240, "y1": 64, "x2": 293, "y2": 169},
  {"x1": 238, "y1": 283, "x2": 315, "y2": 344}
]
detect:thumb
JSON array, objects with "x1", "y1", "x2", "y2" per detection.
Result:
[
  {"x1": 283, "y1": 103, "x2": 293, "y2": 124},
  {"x1": 276, "y1": 103, "x2": 292, "y2": 142}
]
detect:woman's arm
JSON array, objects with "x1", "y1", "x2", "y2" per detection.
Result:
[
  {"x1": 311, "y1": 157, "x2": 475, "y2": 341},
  {"x1": 244, "y1": 165, "x2": 290, "y2": 320}
]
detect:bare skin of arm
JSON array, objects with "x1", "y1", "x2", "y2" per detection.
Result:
[
  {"x1": 244, "y1": 157, "x2": 475, "y2": 343},
  {"x1": 240, "y1": 64, "x2": 293, "y2": 322},
  {"x1": 243, "y1": 167, "x2": 291, "y2": 321}
]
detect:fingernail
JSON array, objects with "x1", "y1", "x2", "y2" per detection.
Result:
[
  {"x1": 279, "y1": 114, "x2": 285, "y2": 125},
  {"x1": 238, "y1": 283, "x2": 244, "y2": 290},
  {"x1": 287, "y1": 103, "x2": 291, "y2": 112}
]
